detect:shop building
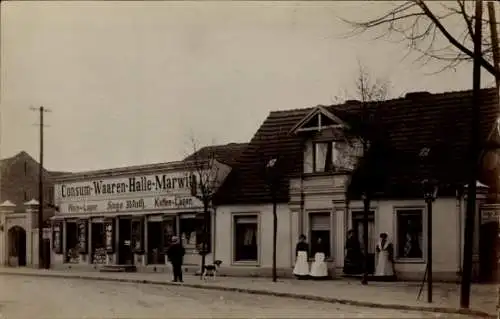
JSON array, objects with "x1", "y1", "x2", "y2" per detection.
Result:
[
  {"x1": 50, "y1": 158, "x2": 235, "y2": 270},
  {"x1": 211, "y1": 88, "x2": 500, "y2": 281}
]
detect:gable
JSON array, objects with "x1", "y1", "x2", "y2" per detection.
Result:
[{"x1": 290, "y1": 105, "x2": 346, "y2": 134}]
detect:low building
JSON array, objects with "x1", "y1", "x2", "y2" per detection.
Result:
[
  {"x1": 0, "y1": 151, "x2": 69, "y2": 267},
  {"x1": 211, "y1": 88, "x2": 500, "y2": 281},
  {"x1": 48, "y1": 143, "x2": 246, "y2": 271}
]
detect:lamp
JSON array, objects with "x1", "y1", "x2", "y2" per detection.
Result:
[
  {"x1": 422, "y1": 179, "x2": 438, "y2": 202},
  {"x1": 264, "y1": 157, "x2": 279, "y2": 282}
]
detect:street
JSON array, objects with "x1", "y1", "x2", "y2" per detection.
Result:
[{"x1": 0, "y1": 275, "x2": 473, "y2": 318}]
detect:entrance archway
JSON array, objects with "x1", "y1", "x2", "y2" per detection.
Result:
[{"x1": 8, "y1": 226, "x2": 27, "y2": 266}]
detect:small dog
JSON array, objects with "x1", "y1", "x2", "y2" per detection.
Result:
[{"x1": 202, "y1": 260, "x2": 223, "y2": 280}]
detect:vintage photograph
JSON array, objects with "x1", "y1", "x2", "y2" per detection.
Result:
[{"x1": 0, "y1": 0, "x2": 499, "y2": 318}]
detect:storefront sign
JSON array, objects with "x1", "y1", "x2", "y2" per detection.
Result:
[
  {"x1": 56, "y1": 172, "x2": 197, "y2": 200},
  {"x1": 58, "y1": 195, "x2": 203, "y2": 214},
  {"x1": 481, "y1": 206, "x2": 500, "y2": 224}
]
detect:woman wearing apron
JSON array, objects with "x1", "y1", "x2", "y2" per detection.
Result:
[
  {"x1": 293, "y1": 234, "x2": 310, "y2": 279},
  {"x1": 310, "y1": 237, "x2": 329, "y2": 280}
]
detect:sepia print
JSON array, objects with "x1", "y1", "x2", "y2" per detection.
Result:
[{"x1": 0, "y1": 0, "x2": 499, "y2": 318}]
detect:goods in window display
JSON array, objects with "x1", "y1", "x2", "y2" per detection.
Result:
[
  {"x1": 131, "y1": 218, "x2": 144, "y2": 254},
  {"x1": 67, "y1": 247, "x2": 80, "y2": 264},
  {"x1": 52, "y1": 223, "x2": 62, "y2": 254},
  {"x1": 93, "y1": 248, "x2": 107, "y2": 264},
  {"x1": 78, "y1": 220, "x2": 88, "y2": 254},
  {"x1": 104, "y1": 220, "x2": 114, "y2": 254},
  {"x1": 189, "y1": 231, "x2": 196, "y2": 245}
]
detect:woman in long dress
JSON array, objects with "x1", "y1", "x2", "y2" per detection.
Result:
[
  {"x1": 293, "y1": 234, "x2": 310, "y2": 279},
  {"x1": 375, "y1": 233, "x2": 396, "y2": 280},
  {"x1": 310, "y1": 237, "x2": 329, "y2": 280},
  {"x1": 343, "y1": 229, "x2": 363, "y2": 275}
]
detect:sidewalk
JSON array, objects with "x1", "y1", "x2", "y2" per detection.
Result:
[{"x1": 0, "y1": 267, "x2": 496, "y2": 318}]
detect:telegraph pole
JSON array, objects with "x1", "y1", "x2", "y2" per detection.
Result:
[
  {"x1": 30, "y1": 106, "x2": 51, "y2": 269},
  {"x1": 460, "y1": 0, "x2": 483, "y2": 309}
]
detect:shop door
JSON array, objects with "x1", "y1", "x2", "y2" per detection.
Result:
[
  {"x1": 479, "y1": 221, "x2": 500, "y2": 282},
  {"x1": 118, "y1": 218, "x2": 133, "y2": 265},
  {"x1": 352, "y1": 211, "x2": 375, "y2": 274}
]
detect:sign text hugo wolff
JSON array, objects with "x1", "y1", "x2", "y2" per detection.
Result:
[{"x1": 56, "y1": 172, "x2": 203, "y2": 213}]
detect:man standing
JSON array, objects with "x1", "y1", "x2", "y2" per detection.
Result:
[{"x1": 166, "y1": 236, "x2": 185, "y2": 282}]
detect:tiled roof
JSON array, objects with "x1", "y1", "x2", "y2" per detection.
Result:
[
  {"x1": 213, "y1": 88, "x2": 499, "y2": 205},
  {"x1": 183, "y1": 142, "x2": 248, "y2": 167}
]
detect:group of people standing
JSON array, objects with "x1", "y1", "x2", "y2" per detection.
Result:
[
  {"x1": 293, "y1": 234, "x2": 329, "y2": 279},
  {"x1": 293, "y1": 231, "x2": 396, "y2": 280}
]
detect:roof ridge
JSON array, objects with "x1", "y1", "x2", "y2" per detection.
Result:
[{"x1": 266, "y1": 87, "x2": 497, "y2": 116}]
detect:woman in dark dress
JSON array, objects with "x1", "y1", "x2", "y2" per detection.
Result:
[
  {"x1": 343, "y1": 229, "x2": 363, "y2": 275},
  {"x1": 293, "y1": 234, "x2": 310, "y2": 279}
]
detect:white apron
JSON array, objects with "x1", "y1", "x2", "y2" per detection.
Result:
[
  {"x1": 375, "y1": 239, "x2": 394, "y2": 277},
  {"x1": 293, "y1": 251, "x2": 309, "y2": 276},
  {"x1": 309, "y1": 252, "x2": 328, "y2": 278}
]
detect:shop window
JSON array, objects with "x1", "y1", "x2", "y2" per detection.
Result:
[
  {"x1": 233, "y1": 215, "x2": 258, "y2": 262},
  {"x1": 179, "y1": 214, "x2": 211, "y2": 253},
  {"x1": 52, "y1": 222, "x2": 63, "y2": 254},
  {"x1": 396, "y1": 209, "x2": 424, "y2": 260},
  {"x1": 91, "y1": 222, "x2": 107, "y2": 264},
  {"x1": 148, "y1": 220, "x2": 166, "y2": 264},
  {"x1": 309, "y1": 212, "x2": 332, "y2": 258},
  {"x1": 65, "y1": 222, "x2": 79, "y2": 263}
]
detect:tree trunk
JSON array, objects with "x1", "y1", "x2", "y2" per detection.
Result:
[
  {"x1": 200, "y1": 202, "x2": 209, "y2": 279},
  {"x1": 272, "y1": 194, "x2": 278, "y2": 282},
  {"x1": 361, "y1": 194, "x2": 370, "y2": 285}
]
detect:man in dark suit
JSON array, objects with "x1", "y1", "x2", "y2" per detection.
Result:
[{"x1": 166, "y1": 236, "x2": 185, "y2": 282}]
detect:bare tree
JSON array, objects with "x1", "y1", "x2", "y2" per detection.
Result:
[
  {"x1": 256, "y1": 126, "x2": 287, "y2": 282},
  {"x1": 344, "y1": 62, "x2": 391, "y2": 285},
  {"x1": 185, "y1": 136, "x2": 223, "y2": 279},
  {"x1": 340, "y1": 1, "x2": 500, "y2": 79}
]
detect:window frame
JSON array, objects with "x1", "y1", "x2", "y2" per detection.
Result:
[
  {"x1": 312, "y1": 141, "x2": 337, "y2": 173},
  {"x1": 231, "y1": 212, "x2": 260, "y2": 265},
  {"x1": 393, "y1": 206, "x2": 427, "y2": 264},
  {"x1": 307, "y1": 211, "x2": 335, "y2": 261}
]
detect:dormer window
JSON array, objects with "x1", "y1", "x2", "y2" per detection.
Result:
[
  {"x1": 304, "y1": 139, "x2": 363, "y2": 174},
  {"x1": 313, "y1": 141, "x2": 338, "y2": 173}
]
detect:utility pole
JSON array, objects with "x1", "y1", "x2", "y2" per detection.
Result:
[
  {"x1": 460, "y1": 0, "x2": 483, "y2": 309},
  {"x1": 30, "y1": 106, "x2": 51, "y2": 269}
]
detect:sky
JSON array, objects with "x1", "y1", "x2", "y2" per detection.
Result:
[{"x1": 0, "y1": 1, "x2": 496, "y2": 172}]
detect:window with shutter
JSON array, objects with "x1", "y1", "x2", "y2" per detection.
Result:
[{"x1": 309, "y1": 213, "x2": 332, "y2": 258}]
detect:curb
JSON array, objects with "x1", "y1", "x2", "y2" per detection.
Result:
[{"x1": 0, "y1": 271, "x2": 495, "y2": 318}]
